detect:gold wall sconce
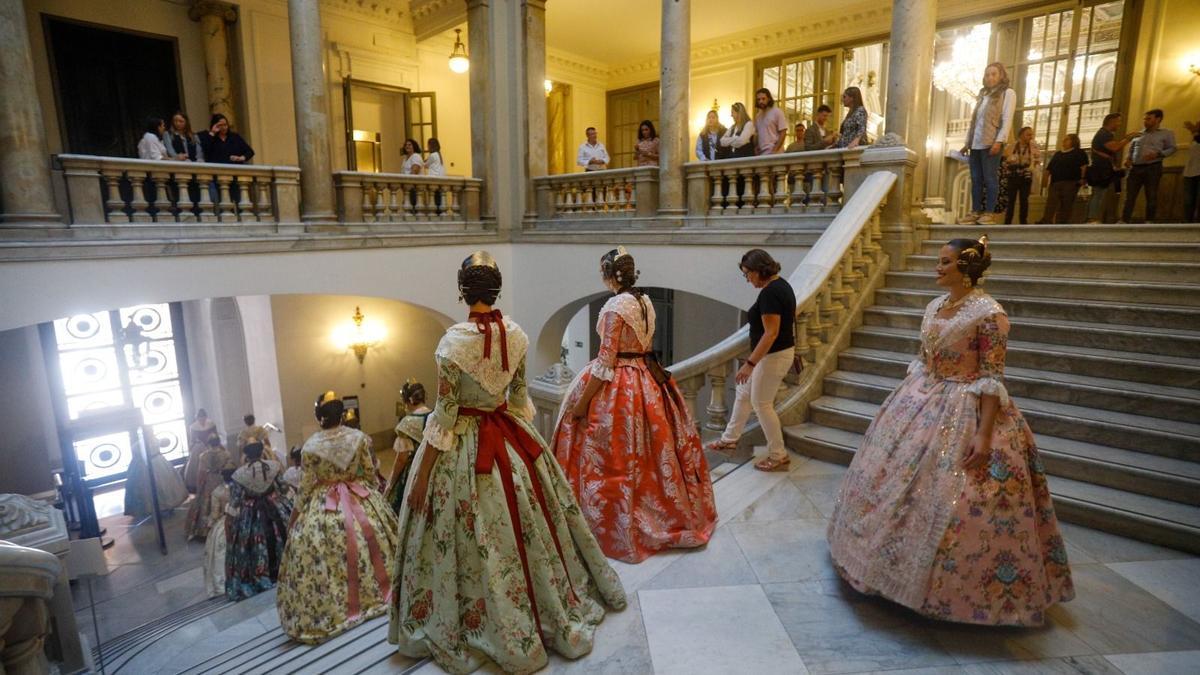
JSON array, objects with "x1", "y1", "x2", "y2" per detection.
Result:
[{"x1": 333, "y1": 306, "x2": 385, "y2": 364}]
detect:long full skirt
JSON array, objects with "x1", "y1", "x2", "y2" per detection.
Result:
[
  {"x1": 277, "y1": 482, "x2": 399, "y2": 643},
  {"x1": 204, "y1": 521, "x2": 227, "y2": 598},
  {"x1": 551, "y1": 361, "x2": 717, "y2": 563},
  {"x1": 226, "y1": 493, "x2": 291, "y2": 601},
  {"x1": 182, "y1": 442, "x2": 204, "y2": 493},
  {"x1": 827, "y1": 372, "x2": 1075, "y2": 626},
  {"x1": 388, "y1": 413, "x2": 627, "y2": 675},
  {"x1": 124, "y1": 451, "x2": 188, "y2": 518}
]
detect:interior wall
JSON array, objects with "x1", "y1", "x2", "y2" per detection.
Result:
[
  {"x1": 236, "y1": 296, "x2": 287, "y2": 446},
  {"x1": 269, "y1": 294, "x2": 451, "y2": 449},
  {"x1": 689, "y1": 65, "x2": 753, "y2": 155},
  {"x1": 0, "y1": 326, "x2": 61, "y2": 496},
  {"x1": 1130, "y1": 0, "x2": 1200, "y2": 174}
]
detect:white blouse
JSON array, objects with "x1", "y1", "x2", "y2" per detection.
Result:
[
  {"x1": 401, "y1": 153, "x2": 425, "y2": 175},
  {"x1": 424, "y1": 151, "x2": 446, "y2": 177},
  {"x1": 137, "y1": 132, "x2": 171, "y2": 161}
]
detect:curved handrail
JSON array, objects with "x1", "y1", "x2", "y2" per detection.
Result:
[{"x1": 669, "y1": 170, "x2": 896, "y2": 382}]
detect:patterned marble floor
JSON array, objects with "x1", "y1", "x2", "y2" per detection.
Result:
[{"x1": 93, "y1": 453, "x2": 1200, "y2": 674}]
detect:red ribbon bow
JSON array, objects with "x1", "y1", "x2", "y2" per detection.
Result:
[
  {"x1": 469, "y1": 310, "x2": 510, "y2": 372},
  {"x1": 322, "y1": 481, "x2": 392, "y2": 620}
]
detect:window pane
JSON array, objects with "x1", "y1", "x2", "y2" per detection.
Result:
[
  {"x1": 131, "y1": 380, "x2": 184, "y2": 425},
  {"x1": 54, "y1": 312, "x2": 114, "y2": 351},
  {"x1": 763, "y1": 66, "x2": 780, "y2": 99},
  {"x1": 74, "y1": 431, "x2": 133, "y2": 480},
  {"x1": 1028, "y1": 15, "x2": 1046, "y2": 60},
  {"x1": 152, "y1": 420, "x2": 189, "y2": 463},
  {"x1": 67, "y1": 389, "x2": 126, "y2": 420},
  {"x1": 802, "y1": 60, "x2": 815, "y2": 97},
  {"x1": 127, "y1": 339, "x2": 180, "y2": 385},
  {"x1": 117, "y1": 304, "x2": 173, "y2": 340},
  {"x1": 59, "y1": 347, "x2": 122, "y2": 396}
]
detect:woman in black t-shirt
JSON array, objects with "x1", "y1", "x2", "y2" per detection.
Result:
[
  {"x1": 1040, "y1": 133, "x2": 1089, "y2": 224},
  {"x1": 707, "y1": 249, "x2": 797, "y2": 472}
]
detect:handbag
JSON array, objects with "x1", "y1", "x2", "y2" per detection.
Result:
[{"x1": 1086, "y1": 161, "x2": 1114, "y2": 187}]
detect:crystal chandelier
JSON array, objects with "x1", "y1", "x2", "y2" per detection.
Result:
[{"x1": 933, "y1": 24, "x2": 991, "y2": 104}]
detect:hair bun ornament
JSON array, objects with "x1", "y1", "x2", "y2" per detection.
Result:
[
  {"x1": 316, "y1": 390, "x2": 338, "y2": 408},
  {"x1": 614, "y1": 245, "x2": 631, "y2": 261},
  {"x1": 462, "y1": 250, "x2": 498, "y2": 270}
]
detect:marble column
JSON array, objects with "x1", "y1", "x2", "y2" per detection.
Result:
[
  {"x1": 658, "y1": 0, "x2": 690, "y2": 219},
  {"x1": 286, "y1": 0, "x2": 337, "y2": 224},
  {"x1": 884, "y1": 0, "x2": 936, "y2": 213},
  {"x1": 189, "y1": 1, "x2": 239, "y2": 128},
  {"x1": 0, "y1": 0, "x2": 61, "y2": 227},
  {"x1": 523, "y1": 1, "x2": 547, "y2": 223}
]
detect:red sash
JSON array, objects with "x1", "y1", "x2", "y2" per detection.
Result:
[
  {"x1": 459, "y1": 403, "x2": 578, "y2": 640},
  {"x1": 321, "y1": 480, "x2": 392, "y2": 620},
  {"x1": 468, "y1": 310, "x2": 510, "y2": 372}
]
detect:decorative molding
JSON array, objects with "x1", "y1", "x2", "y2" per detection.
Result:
[
  {"x1": 0, "y1": 494, "x2": 69, "y2": 553},
  {"x1": 411, "y1": 0, "x2": 466, "y2": 41},
  {"x1": 319, "y1": 0, "x2": 407, "y2": 26},
  {"x1": 547, "y1": 49, "x2": 610, "y2": 89},
  {"x1": 534, "y1": 362, "x2": 576, "y2": 387},
  {"x1": 188, "y1": 0, "x2": 238, "y2": 23}
]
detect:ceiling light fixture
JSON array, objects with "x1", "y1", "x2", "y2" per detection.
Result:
[{"x1": 448, "y1": 28, "x2": 469, "y2": 74}]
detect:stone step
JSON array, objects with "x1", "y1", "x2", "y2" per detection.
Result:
[
  {"x1": 783, "y1": 422, "x2": 1200, "y2": 554},
  {"x1": 850, "y1": 325, "x2": 1200, "y2": 390},
  {"x1": 833, "y1": 348, "x2": 1200, "y2": 423},
  {"x1": 905, "y1": 254, "x2": 1200, "y2": 283},
  {"x1": 874, "y1": 287, "x2": 1200, "y2": 331},
  {"x1": 810, "y1": 388, "x2": 1199, "y2": 462},
  {"x1": 862, "y1": 305, "x2": 1200, "y2": 358},
  {"x1": 885, "y1": 270, "x2": 1200, "y2": 306},
  {"x1": 927, "y1": 223, "x2": 1200, "y2": 242},
  {"x1": 918, "y1": 240, "x2": 1200, "y2": 262},
  {"x1": 821, "y1": 370, "x2": 1200, "y2": 504}
]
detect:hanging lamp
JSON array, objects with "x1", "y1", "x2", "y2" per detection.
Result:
[{"x1": 448, "y1": 28, "x2": 470, "y2": 74}]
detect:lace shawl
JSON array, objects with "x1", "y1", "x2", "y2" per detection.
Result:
[
  {"x1": 591, "y1": 293, "x2": 656, "y2": 381},
  {"x1": 301, "y1": 425, "x2": 369, "y2": 471},
  {"x1": 434, "y1": 318, "x2": 529, "y2": 397},
  {"x1": 919, "y1": 290, "x2": 1011, "y2": 406},
  {"x1": 231, "y1": 459, "x2": 283, "y2": 494}
]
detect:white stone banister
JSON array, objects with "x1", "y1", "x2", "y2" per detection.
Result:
[
  {"x1": 334, "y1": 171, "x2": 482, "y2": 224},
  {"x1": 532, "y1": 166, "x2": 659, "y2": 220},
  {"x1": 684, "y1": 147, "x2": 865, "y2": 218},
  {"x1": 57, "y1": 154, "x2": 301, "y2": 226}
]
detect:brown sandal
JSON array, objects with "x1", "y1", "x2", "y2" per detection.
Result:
[
  {"x1": 754, "y1": 456, "x2": 791, "y2": 472},
  {"x1": 705, "y1": 439, "x2": 739, "y2": 452}
]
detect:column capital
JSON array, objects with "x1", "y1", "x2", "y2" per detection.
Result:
[
  {"x1": 522, "y1": 0, "x2": 547, "y2": 10},
  {"x1": 466, "y1": 0, "x2": 490, "y2": 10},
  {"x1": 188, "y1": 0, "x2": 238, "y2": 23}
]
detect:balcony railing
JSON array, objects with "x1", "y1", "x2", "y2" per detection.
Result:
[
  {"x1": 532, "y1": 166, "x2": 659, "y2": 220},
  {"x1": 57, "y1": 155, "x2": 300, "y2": 225},
  {"x1": 684, "y1": 148, "x2": 864, "y2": 217},
  {"x1": 334, "y1": 172, "x2": 483, "y2": 225}
]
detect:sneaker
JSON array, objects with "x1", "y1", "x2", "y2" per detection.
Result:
[
  {"x1": 957, "y1": 211, "x2": 981, "y2": 224},
  {"x1": 977, "y1": 213, "x2": 997, "y2": 225}
]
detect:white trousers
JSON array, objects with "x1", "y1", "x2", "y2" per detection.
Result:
[{"x1": 719, "y1": 348, "x2": 793, "y2": 460}]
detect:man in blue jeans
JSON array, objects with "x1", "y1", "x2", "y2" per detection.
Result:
[{"x1": 960, "y1": 63, "x2": 1016, "y2": 226}]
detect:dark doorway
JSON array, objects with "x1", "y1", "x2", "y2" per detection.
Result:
[
  {"x1": 588, "y1": 288, "x2": 674, "y2": 364},
  {"x1": 44, "y1": 17, "x2": 183, "y2": 157}
]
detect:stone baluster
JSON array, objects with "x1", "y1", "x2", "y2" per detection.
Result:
[
  {"x1": 790, "y1": 164, "x2": 808, "y2": 212},
  {"x1": 802, "y1": 302, "x2": 822, "y2": 360},
  {"x1": 709, "y1": 170, "x2": 725, "y2": 215},
  {"x1": 195, "y1": 172, "x2": 217, "y2": 222},
  {"x1": 732, "y1": 168, "x2": 749, "y2": 215},
  {"x1": 615, "y1": 180, "x2": 628, "y2": 212},
  {"x1": 826, "y1": 161, "x2": 843, "y2": 211},
  {"x1": 754, "y1": 167, "x2": 773, "y2": 214},
  {"x1": 402, "y1": 182, "x2": 417, "y2": 220},
  {"x1": 772, "y1": 166, "x2": 789, "y2": 214},
  {"x1": 554, "y1": 186, "x2": 566, "y2": 216},
  {"x1": 127, "y1": 171, "x2": 151, "y2": 223},
  {"x1": 361, "y1": 185, "x2": 376, "y2": 223},
  {"x1": 677, "y1": 375, "x2": 704, "y2": 431},
  {"x1": 721, "y1": 169, "x2": 738, "y2": 215},
  {"x1": 102, "y1": 171, "x2": 124, "y2": 222},
  {"x1": 256, "y1": 179, "x2": 274, "y2": 222},
  {"x1": 414, "y1": 185, "x2": 428, "y2": 220},
  {"x1": 809, "y1": 161, "x2": 826, "y2": 210},
  {"x1": 237, "y1": 177, "x2": 254, "y2": 221},
  {"x1": 150, "y1": 171, "x2": 174, "y2": 222},
  {"x1": 794, "y1": 308, "x2": 812, "y2": 363},
  {"x1": 384, "y1": 183, "x2": 398, "y2": 222},
  {"x1": 214, "y1": 176, "x2": 234, "y2": 221},
  {"x1": 704, "y1": 362, "x2": 730, "y2": 431},
  {"x1": 444, "y1": 185, "x2": 458, "y2": 220},
  {"x1": 627, "y1": 180, "x2": 638, "y2": 214}
]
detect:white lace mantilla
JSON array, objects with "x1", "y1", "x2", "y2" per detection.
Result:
[
  {"x1": 435, "y1": 318, "x2": 529, "y2": 396},
  {"x1": 919, "y1": 290, "x2": 1011, "y2": 406},
  {"x1": 302, "y1": 425, "x2": 368, "y2": 471},
  {"x1": 231, "y1": 459, "x2": 283, "y2": 493},
  {"x1": 596, "y1": 293, "x2": 657, "y2": 351}
]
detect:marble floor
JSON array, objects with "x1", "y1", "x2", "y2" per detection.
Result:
[{"x1": 90, "y1": 453, "x2": 1200, "y2": 675}]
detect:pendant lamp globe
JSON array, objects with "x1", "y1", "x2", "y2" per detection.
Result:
[{"x1": 448, "y1": 28, "x2": 470, "y2": 74}]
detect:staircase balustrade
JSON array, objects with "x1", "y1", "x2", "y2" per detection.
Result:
[
  {"x1": 57, "y1": 155, "x2": 300, "y2": 226},
  {"x1": 334, "y1": 172, "x2": 482, "y2": 225},
  {"x1": 683, "y1": 148, "x2": 864, "y2": 220},
  {"x1": 532, "y1": 166, "x2": 659, "y2": 221}
]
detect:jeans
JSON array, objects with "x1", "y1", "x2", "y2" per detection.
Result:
[
  {"x1": 1122, "y1": 162, "x2": 1163, "y2": 222},
  {"x1": 719, "y1": 349, "x2": 793, "y2": 461},
  {"x1": 1041, "y1": 180, "x2": 1081, "y2": 224},
  {"x1": 1183, "y1": 175, "x2": 1199, "y2": 223},
  {"x1": 969, "y1": 147, "x2": 1004, "y2": 213},
  {"x1": 1087, "y1": 184, "x2": 1109, "y2": 221},
  {"x1": 1004, "y1": 172, "x2": 1032, "y2": 224}
]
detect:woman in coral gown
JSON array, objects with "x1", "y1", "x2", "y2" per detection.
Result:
[
  {"x1": 827, "y1": 237, "x2": 1074, "y2": 626},
  {"x1": 390, "y1": 251, "x2": 626, "y2": 674},
  {"x1": 277, "y1": 392, "x2": 398, "y2": 644},
  {"x1": 551, "y1": 247, "x2": 717, "y2": 563},
  {"x1": 225, "y1": 442, "x2": 292, "y2": 601}
]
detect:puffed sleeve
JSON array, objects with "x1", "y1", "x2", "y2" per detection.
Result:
[
  {"x1": 589, "y1": 310, "x2": 626, "y2": 382},
  {"x1": 507, "y1": 357, "x2": 538, "y2": 423},
  {"x1": 422, "y1": 356, "x2": 460, "y2": 452},
  {"x1": 966, "y1": 312, "x2": 1011, "y2": 406}
]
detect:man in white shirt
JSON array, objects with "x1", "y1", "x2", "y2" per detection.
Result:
[{"x1": 577, "y1": 127, "x2": 609, "y2": 171}]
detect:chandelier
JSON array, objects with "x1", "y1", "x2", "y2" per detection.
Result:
[
  {"x1": 932, "y1": 24, "x2": 991, "y2": 104},
  {"x1": 448, "y1": 28, "x2": 469, "y2": 74}
]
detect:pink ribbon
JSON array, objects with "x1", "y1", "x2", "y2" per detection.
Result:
[{"x1": 323, "y1": 481, "x2": 392, "y2": 620}]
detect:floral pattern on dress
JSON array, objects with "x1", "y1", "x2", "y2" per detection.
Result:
[
  {"x1": 277, "y1": 426, "x2": 399, "y2": 644},
  {"x1": 388, "y1": 325, "x2": 626, "y2": 675},
  {"x1": 203, "y1": 482, "x2": 229, "y2": 598},
  {"x1": 225, "y1": 460, "x2": 292, "y2": 601},
  {"x1": 387, "y1": 412, "x2": 431, "y2": 513},
  {"x1": 551, "y1": 294, "x2": 717, "y2": 563},
  {"x1": 827, "y1": 290, "x2": 1073, "y2": 626},
  {"x1": 185, "y1": 446, "x2": 233, "y2": 540}
]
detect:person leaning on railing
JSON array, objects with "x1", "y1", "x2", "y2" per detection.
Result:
[{"x1": 200, "y1": 114, "x2": 255, "y2": 208}]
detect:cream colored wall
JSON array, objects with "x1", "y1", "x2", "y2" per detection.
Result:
[
  {"x1": 690, "y1": 65, "x2": 753, "y2": 155},
  {"x1": 0, "y1": 326, "x2": 61, "y2": 496},
  {"x1": 24, "y1": 0, "x2": 211, "y2": 156},
  {"x1": 415, "y1": 36, "x2": 473, "y2": 175},
  {"x1": 1129, "y1": 0, "x2": 1200, "y2": 169},
  {"x1": 269, "y1": 294, "x2": 451, "y2": 449}
]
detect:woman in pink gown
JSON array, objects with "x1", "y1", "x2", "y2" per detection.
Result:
[
  {"x1": 827, "y1": 237, "x2": 1074, "y2": 626},
  {"x1": 551, "y1": 247, "x2": 716, "y2": 563}
]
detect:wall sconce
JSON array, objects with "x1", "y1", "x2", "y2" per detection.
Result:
[
  {"x1": 333, "y1": 306, "x2": 385, "y2": 364},
  {"x1": 544, "y1": 78, "x2": 553, "y2": 95},
  {"x1": 448, "y1": 28, "x2": 469, "y2": 73},
  {"x1": 711, "y1": 98, "x2": 719, "y2": 112}
]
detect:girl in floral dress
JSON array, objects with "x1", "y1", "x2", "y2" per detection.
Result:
[
  {"x1": 385, "y1": 380, "x2": 433, "y2": 513},
  {"x1": 203, "y1": 469, "x2": 234, "y2": 598},
  {"x1": 389, "y1": 251, "x2": 626, "y2": 675},
  {"x1": 184, "y1": 435, "x2": 234, "y2": 540},
  {"x1": 551, "y1": 247, "x2": 717, "y2": 563},
  {"x1": 277, "y1": 393, "x2": 399, "y2": 644},
  {"x1": 827, "y1": 237, "x2": 1074, "y2": 626},
  {"x1": 225, "y1": 442, "x2": 292, "y2": 601}
]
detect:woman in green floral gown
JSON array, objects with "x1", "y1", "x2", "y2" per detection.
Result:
[
  {"x1": 389, "y1": 251, "x2": 627, "y2": 674},
  {"x1": 277, "y1": 393, "x2": 399, "y2": 643},
  {"x1": 385, "y1": 380, "x2": 432, "y2": 513}
]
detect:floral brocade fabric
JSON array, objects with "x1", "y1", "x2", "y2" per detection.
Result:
[
  {"x1": 277, "y1": 426, "x2": 399, "y2": 644},
  {"x1": 551, "y1": 294, "x2": 717, "y2": 563},
  {"x1": 388, "y1": 319, "x2": 626, "y2": 675},
  {"x1": 225, "y1": 460, "x2": 292, "y2": 601},
  {"x1": 827, "y1": 290, "x2": 1074, "y2": 626}
]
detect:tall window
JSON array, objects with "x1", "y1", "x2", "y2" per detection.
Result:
[
  {"x1": 998, "y1": 1, "x2": 1125, "y2": 152},
  {"x1": 48, "y1": 303, "x2": 190, "y2": 481},
  {"x1": 759, "y1": 42, "x2": 887, "y2": 139}
]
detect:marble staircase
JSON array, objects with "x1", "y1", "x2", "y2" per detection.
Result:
[{"x1": 785, "y1": 223, "x2": 1200, "y2": 554}]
